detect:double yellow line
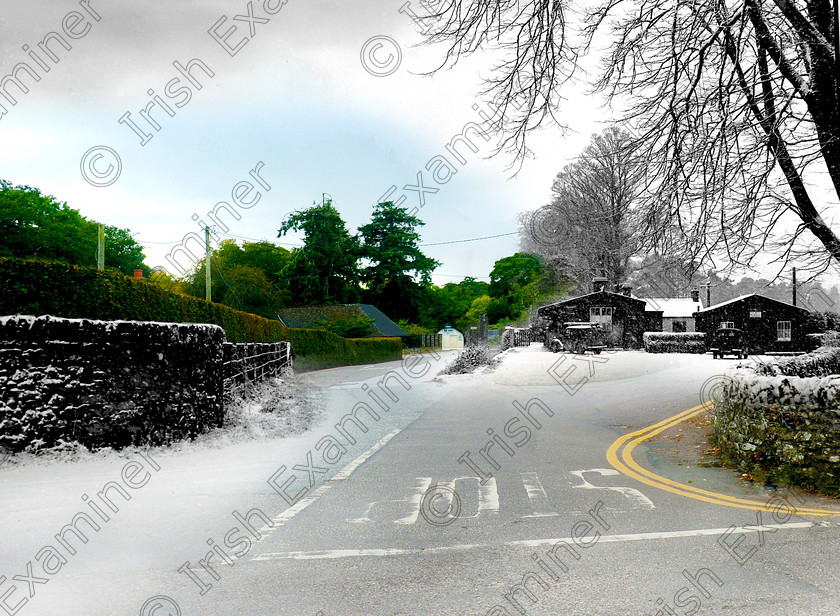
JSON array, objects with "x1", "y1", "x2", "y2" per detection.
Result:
[{"x1": 607, "y1": 403, "x2": 840, "y2": 516}]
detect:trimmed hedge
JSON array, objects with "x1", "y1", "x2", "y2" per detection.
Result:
[
  {"x1": 0, "y1": 258, "x2": 401, "y2": 371},
  {"x1": 643, "y1": 331, "x2": 706, "y2": 353},
  {"x1": 749, "y1": 344, "x2": 840, "y2": 378}
]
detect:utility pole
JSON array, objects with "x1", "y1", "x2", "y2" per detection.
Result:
[
  {"x1": 96, "y1": 224, "x2": 105, "y2": 270},
  {"x1": 205, "y1": 226, "x2": 212, "y2": 302}
]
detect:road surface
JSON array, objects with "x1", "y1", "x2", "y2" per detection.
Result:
[{"x1": 2, "y1": 345, "x2": 840, "y2": 616}]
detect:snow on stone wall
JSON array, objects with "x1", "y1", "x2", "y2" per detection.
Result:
[
  {"x1": 714, "y1": 346, "x2": 840, "y2": 492},
  {"x1": 0, "y1": 315, "x2": 227, "y2": 453}
]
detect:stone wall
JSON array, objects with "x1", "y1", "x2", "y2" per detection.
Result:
[
  {"x1": 0, "y1": 315, "x2": 288, "y2": 454},
  {"x1": 714, "y1": 346, "x2": 840, "y2": 493}
]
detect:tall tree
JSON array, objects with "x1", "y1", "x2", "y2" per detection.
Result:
[
  {"x1": 0, "y1": 180, "x2": 148, "y2": 275},
  {"x1": 358, "y1": 201, "x2": 440, "y2": 321},
  {"x1": 425, "y1": 0, "x2": 840, "y2": 274},
  {"x1": 278, "y1": 201, "x2": 361, "y2": 305},
  {"x1": 185, "y1": 240, "x2": 290, "y2": 317},
  {"x1": 520, "y1": 127, "x2": 641, "y2": 288}
]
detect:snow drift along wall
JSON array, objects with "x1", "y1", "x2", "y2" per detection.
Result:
[
  {"x1": 0, "y1": 315, "x2": 290, "y2": 454},
  {"x1": 714, "y1": 347, "x2": 840, "y2": 492}
]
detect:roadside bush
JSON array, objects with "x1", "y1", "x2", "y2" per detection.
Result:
[
  {"x1": 0, "y1": 258, "x2": 401, "y2": 371},
  {"x1": 438, "y1": 343, "x2": 499, "y2": 375},
  {"x1": 643, "y1": 331, "x2": 706, "y2": 353},
  {"x1": 749, "y1": 345, "x2": 840, "y2": 378}
]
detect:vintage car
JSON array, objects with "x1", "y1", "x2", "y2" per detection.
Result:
[
  {"x1": 710, "y1": 326, "x2": 749, "y2": 359},
  {"x1": 548, "y1": 322, "x2": 607, "y2": 354}
]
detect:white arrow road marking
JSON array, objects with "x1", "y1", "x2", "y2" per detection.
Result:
[
  {"x1": 252, "y1": 522, "x2": 817, "y2": 561},
  {"x1": 520, "y1": 472, "x2": 558, "y2": 518},
  {"x1": 570, "y1": 468, "x2": 656, "y2": 510}
]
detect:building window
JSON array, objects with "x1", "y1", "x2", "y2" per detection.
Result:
[
  {"x1": 749, "y1": 310, "x2": 762, "y2": 318},
  {"x1": 672, "y1": 321, "x2": 687, "y2": 332},
  {"x1": 721, "y1": 321, "x2": 735, "y2": 329},
  {"x1": 777, "y1": 321, "x2": 792, "y2": 341},
  {"x1": 590, "y1": 306, "x2": 613, "y2": 331}
]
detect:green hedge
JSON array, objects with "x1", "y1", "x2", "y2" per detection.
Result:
[{"x1": 0, "y1": 258, "x2": 401, "y2": 371}]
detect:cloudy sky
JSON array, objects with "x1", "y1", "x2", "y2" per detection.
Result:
[{"x1": 0, "y1": 0, "x2": 615, "y2": 285}]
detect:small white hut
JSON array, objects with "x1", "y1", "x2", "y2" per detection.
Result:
[{"x1": 437, "y1": 323, "x2": 465, "y2": 350}]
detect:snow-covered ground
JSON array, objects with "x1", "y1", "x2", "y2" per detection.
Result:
[
  {"x1": 0, "y1": 353, "x2": 452, "y2": 616},
  {"x1": 490, "y1": 343, "x2": 722, "y2": 386}
]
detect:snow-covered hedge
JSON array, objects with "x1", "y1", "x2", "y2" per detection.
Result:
[
  {"x1": 643, "y1": 331, "x2": 706, "y2": 354},
  {"x1": 714, "y1": 347, "x2": 840, "y2": 492},
  {"x1": 0, "y1": 315, "x2": 226, "y2": 454},
  {"x1": 749, "y1": 345, "x2": 840, "y2": 378}
]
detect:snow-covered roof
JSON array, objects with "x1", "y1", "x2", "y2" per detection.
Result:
[
  {"x1": 641, "y1": 297, "x2": 703, "y2": 317},
  {"x1": 696, "y1": 293, "x2": 808, "y2": 313}
]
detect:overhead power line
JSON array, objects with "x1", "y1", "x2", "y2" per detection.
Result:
[{"x1": 138, "y1": 230, "x2": 520, "y2": 248}]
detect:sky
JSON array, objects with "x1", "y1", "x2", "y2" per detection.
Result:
[
  {"x1": 3, "y1": 0, "x2": 837, "y2": 290},
  {"x1": 0, "y1": 0, "x2": 613, "y2": 286}
]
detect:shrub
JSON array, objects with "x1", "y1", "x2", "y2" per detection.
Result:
[
  {"x1": 749, "y1": 345, "x2": 840, "y2": 378},
  {"x1": 438, "y1": 343, "x2": 499, "y2": 375},
  {"x1": 0, "y1": 258, "x2": 401, "y2": 371},
  {"x1": 643, "y1": 331, "x2": 706, "y2": 353}
]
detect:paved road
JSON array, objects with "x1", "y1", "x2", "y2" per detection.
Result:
[{"x1": 3, "y1": 346, "x2": 840, "y2": 615}]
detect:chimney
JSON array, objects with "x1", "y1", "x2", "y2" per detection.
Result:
[
  {"x1": 792, "y1": 267, "x2": 797, "y2": 306},
  {"x1": 133, "y1": 269, "x2": 144, "y2": 278},
  {"x1": 691, "y1": 289, "x2": 700, "y2": 303},
  {"x1": 593, "y1": 276, "x2": 608, "y2": 293},
  {"x1": 620, "y1": 284, "x2": 632, "y2": 297}
]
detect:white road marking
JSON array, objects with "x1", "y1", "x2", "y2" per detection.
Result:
[
  {"x1": 327, "y1": 382, "x2": 364, "y2": 390},
  {"x1": 479, "y1": 477, "x2": 500, "y2": 515},
  {"x1": 521, "y1": 472, "x2": 558, "y2": 518},
  {"x1": 570, "y1": 468, "x2": 656, "y2": 510},
  {"x1": 450, "y1": 477, "x2": 498, "y2": 519},
  {"x1": 252, "y1": 521, "x2": 817, "y2": 561},
  {"x1": 250, "y1": 426, "x2": 407, "y2": 546},
  {"x1": 394, "y1": 478, "x2": 434, "y2": 525}
]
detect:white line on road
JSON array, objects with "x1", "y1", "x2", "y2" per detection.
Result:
[
  {"x1": 252, "y1": 521, "x2": 818, "y2": 561},
  {"x1": 251, "y1": 426, "x2": 409, "y2": 545},
  {"x1": 521, "y1": 472, "x2": 558, "y2": 518}
]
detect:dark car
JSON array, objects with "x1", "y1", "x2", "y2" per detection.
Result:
[
  {"x1": 711, "y1": 327, "x2": 748, "y2": 359},
  {"x1": 549, "y1": 322, "x2": 607, "y2": 354}
]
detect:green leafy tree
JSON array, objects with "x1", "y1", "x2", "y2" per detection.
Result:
[
  {"x1": 0, "y1": 180, "x2": 148, "y2": 275},
  {"x1": 278, "y1": 201, "x2": 361, "y2": 305},
  {"x1": 489, "y1": 253, "x2": 564, "y2": 319},
  {"x1": 358, "y1": 201, "x2": 440, "y2": 322}
]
